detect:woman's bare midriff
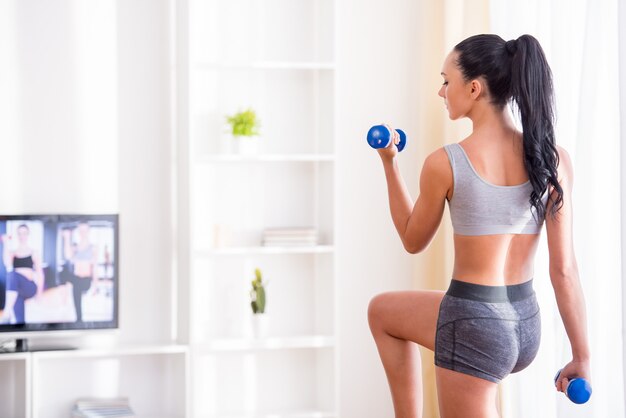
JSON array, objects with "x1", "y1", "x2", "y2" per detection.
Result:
[
  {"x1": 451, "y1": 232, "x2": 541, "y2": 286},
  {"x1": 73, "y1": 261, "x2": 93, "y2": 278}
]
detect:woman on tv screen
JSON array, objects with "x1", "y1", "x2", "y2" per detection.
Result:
[
  {"x1": 62, "y1": 222, "x2": 99, "y2": 322},
  {"x1": 1, "y1": 224, "x2": 44, "y2": 324}
]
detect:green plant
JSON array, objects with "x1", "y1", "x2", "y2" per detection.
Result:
[
  {"x1": 226, "y1": 108, "x2": 260, "y2": 137},
  {"x1": 250, "y1": 268, "x2": 266, "y2": 314}
]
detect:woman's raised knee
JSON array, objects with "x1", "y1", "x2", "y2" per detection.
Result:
[{"x1": 367, "y1": 292, "x2": 392, "y2": 331}]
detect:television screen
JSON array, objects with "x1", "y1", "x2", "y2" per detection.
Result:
[{"x1": 0, "y1": 214, "x2": 118, "y2": 332}]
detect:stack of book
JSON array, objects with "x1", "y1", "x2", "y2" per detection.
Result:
[
  {"x1": 71, "y1": 398, "x2": 135, "y2": 418},
  {"x1": 262, "y1": 227, "x2": 318, "y2": 247}
]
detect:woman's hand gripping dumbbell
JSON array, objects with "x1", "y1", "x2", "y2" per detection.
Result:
[
  {"x1": 554, "y1": 368, "x2": 592, "y2": 404},
  {"x1": 367, "y1": 125, "x2": 407, "y2": 158}
]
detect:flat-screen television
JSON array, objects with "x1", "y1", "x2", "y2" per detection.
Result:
[{"x1": 0, "y1": 214, "x2": 118, "y2": 338}]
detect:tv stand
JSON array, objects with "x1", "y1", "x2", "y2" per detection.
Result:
[
  {"x1": 15, "y1": 338, "x2": 28, "y2": 352},
  {"x1": 0, "y1": 343, "x2": 188, "y2": 416},
  {"x1": 0, "y1": 338, "x2": 77, "y2": 354},
  {"x1": 0, "y1": 338, "x2": 28, "y2": 354}
]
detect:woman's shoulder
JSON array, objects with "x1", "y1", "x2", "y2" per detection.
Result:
[
  {"x1": 555, "y1": 144, "x2": 571, "y2": 160},
  {"x1": 424, "y1": 145, "x2": 454, "y2": 173},
  {"x1": 420, "y1": 146, "x2": 454, "y2": 197},
  {"x1": 554, "y1": 144, "x2": 573, "y2": 184}
]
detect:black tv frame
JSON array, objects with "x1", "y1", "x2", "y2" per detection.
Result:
[{"x1": 0, "y1": 214, "x2": 119, "y2": 340}]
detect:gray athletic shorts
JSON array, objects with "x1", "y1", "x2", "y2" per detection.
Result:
[{"x1": 434, "y1": 279, "x2": 541, "y2": 383}]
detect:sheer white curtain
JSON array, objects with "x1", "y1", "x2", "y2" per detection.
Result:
[{"x1": 490, "y1": 1, "x2": 623, "y2": 417}]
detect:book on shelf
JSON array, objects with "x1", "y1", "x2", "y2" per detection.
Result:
[
  {"x1": 262, "y1": 227, "x2": 318, "y2": 247},
  {"x1": 71, "y1": 397, "x2": 135, "y2": 418}
]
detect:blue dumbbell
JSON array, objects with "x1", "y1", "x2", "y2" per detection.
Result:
[
  {"x1": 367, "y1": 125, "x2": 407, "y2": 152},
  {"x1": 554, "y1": 369, "x2": 592, "y2": 404}
]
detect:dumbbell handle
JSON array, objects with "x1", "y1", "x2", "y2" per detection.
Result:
[
  {"x1": 367, "y1": 125, "x2": 407, "y2": 152},
  {"x1": 554, "y1": 369, "x2": 592, "y2": 404}
]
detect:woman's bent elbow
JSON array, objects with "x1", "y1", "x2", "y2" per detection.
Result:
[
  {"x1": 403, "y1": 246, "x2": 415, "y2": 254},
  {"x1": 403, "y1": 241, "x2": 422, "y2": 254}
]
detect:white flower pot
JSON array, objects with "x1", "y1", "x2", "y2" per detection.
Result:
[
  {"x1": 251, "y1": 313, "x2": 269, "y2": 338},
  {"x1": 235, "y1": 135, "x2": 261, "y2": 155}
]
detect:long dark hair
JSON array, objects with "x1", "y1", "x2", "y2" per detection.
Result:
[{"x1": 453, "y1": 34, "x2": 563, "y2": 222}]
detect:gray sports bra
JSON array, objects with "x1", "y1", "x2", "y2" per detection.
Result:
[
  {"x1": 443, "y1": 143, "x2": 549, "y2": 236},
  {"x1": 73, "y1": 244, "x2": 95, "y2": 262}
]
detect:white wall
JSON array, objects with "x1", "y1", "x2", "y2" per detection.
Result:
[
  {"x1": 619, "y1": 0, "x2": 626, "y2": 415},
  {"x1": 0, "y1": 0, "x2": 174, "y2": 346},
  {"x1": 0, "y1": 0, "x2": 118, "y2": 214},
  {"x1": 117, "y1": 0, "x2": 175, "y2": 344},
  {"x1": 336, "y1": 1, "x2": 446, "y2": 417}
]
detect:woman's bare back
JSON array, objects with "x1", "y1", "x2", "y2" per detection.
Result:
[{"x1": 445, "y1": 135, "x2": 543, "y2": 286}]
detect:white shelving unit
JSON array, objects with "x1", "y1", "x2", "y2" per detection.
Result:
[
  {"x1": 197, "y1": 155, "x2": 335, "y2": 163},
  {"x1": 196, "y1": 246, "x2": 335, "y2": 256},
  {"x1": 197, "y1": 335, "x2": 335, "y2": 352},
  {"x1": 194, "y1": 61, "x2": 336, "y2": 71},
  {"x1": 177, "y1": 0, "x2": 338, "y2": 417},
  {"x1": 0, "y1": 344, "x2": 188, "y2": 418},
  {"x1": 0, "y1": 351, "x2": 30, "y2": 418}
]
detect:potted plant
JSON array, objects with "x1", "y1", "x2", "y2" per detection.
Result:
[
  {"x1": 249, "y1": 267, "x2": 269, "y2": 337},
  {"x1": 225, "y1": 107, "x2": 261, "y2": 155}
]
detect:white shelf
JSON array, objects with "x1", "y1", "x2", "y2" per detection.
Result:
[
  {"x1": 197, "y1": 154, "x2": 335, "y2": 163},
  {"x1": 195, "y1": 61, "x2": 335, "y2": 71},
  {"x1": 0, "y1": 352, "x2": 30, "y2": 361},
  {"x1": 198, "y1": 245, "x2": 334, "y2": 256},
  {"x1": 30, "y1": 344, "x2": 188, "y2": 360},
  {"x1": 207, "y1": 410, "x2": 337, "y2": 418},
  {"x1": 134, "y1": 416, "x2": 185, "y2": 418},
  {"x1": 197, "y1": 335, "x2": 335, "y2": 352}
]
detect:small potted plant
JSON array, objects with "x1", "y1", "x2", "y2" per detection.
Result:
[
  {"x1": 249, "y1": 267, "x2": 269, "y2": 337},
  {"x1": 225, "y1": 107, "x2": 261, "y2": 155}
]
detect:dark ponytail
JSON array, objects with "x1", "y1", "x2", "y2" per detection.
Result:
[{"x1": 453, "y1": 34, "x2": 563, "y2": 222}]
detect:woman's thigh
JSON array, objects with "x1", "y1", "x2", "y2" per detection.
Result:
[
  {"x1": 368, "y1": 290, "x2": 445, "y2": 351},
  {"x1": 436, "y1": 366, "x2": 500, "y2": 418},
  {"x1": 7, "y1": 272, "x2": 36, "y2": 298}
]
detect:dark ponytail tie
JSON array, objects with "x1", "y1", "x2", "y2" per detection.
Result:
[{"x1": 505, "y1": 39, "x2": 518, "y2": 55}]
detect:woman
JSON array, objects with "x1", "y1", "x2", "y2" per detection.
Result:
[
  {"x1": 367, "y1": 34, "x2": 590, "y2": 417},
  {"x1": 1, "y1": 224, "x2": 44, "y2": 323},
  {"x1": 62, "y1": 222, "x2": 98, "y2": 322}
]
